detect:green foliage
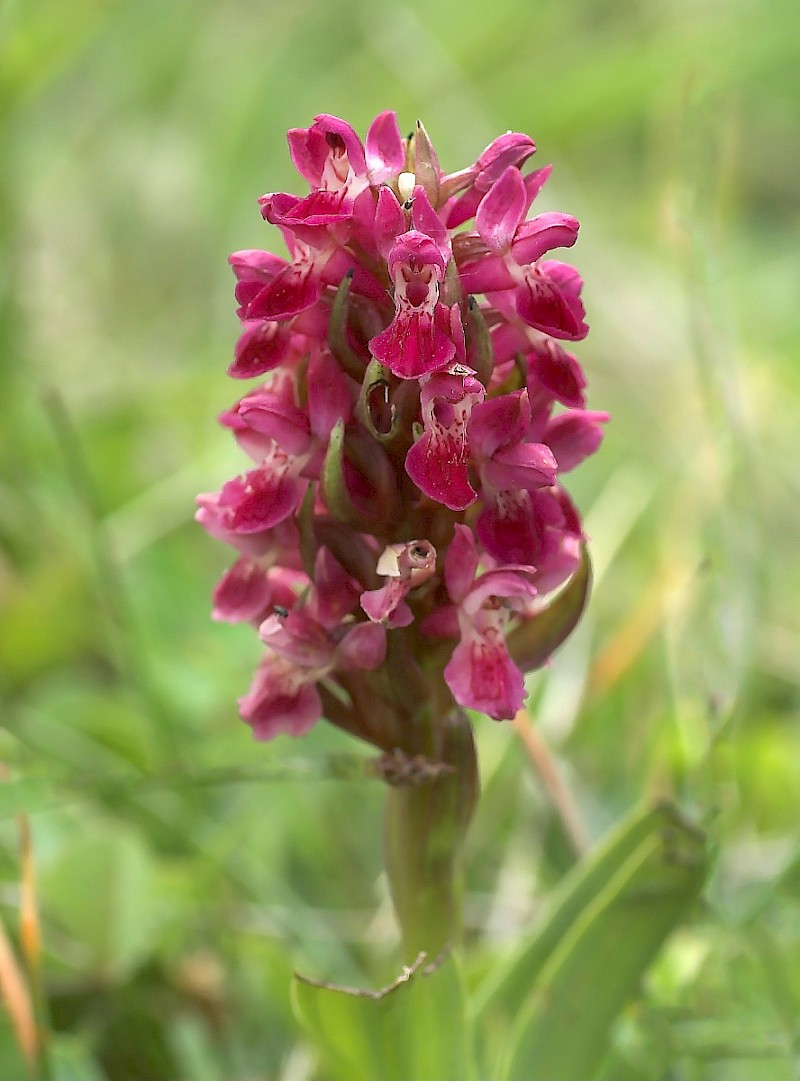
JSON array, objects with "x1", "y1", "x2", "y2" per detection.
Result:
[
  {"x1": 0, "y1": 777, "x2": 57, "y2": 819},
  {"x1": 500, "y1": 806, "x2": 707, "y2": 1080},
  {"x1": 42, "y1": 824, "x2": 155, "y2": 980},
  {"x1": 293, "y1": 953, "x2": 474, "y2": 1081},
  {"x1": 1, "y1": 0, "x2": 798, "y2": 1077},
  {"x1": 507, "y1": 542, "x2": 592, "y2": 671}
]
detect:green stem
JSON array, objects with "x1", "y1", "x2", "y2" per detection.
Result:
[{"x1": 383, "y1": 710, "x2": 479, "y2": 959}]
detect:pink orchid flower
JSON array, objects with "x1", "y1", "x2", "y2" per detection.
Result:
[{"x1": 199, "y1": 111, "x2": 604, "y2": 743}]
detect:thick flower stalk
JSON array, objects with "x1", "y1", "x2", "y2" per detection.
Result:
[{"x1": 197, "y1": 113, "x2": 606, "y2": 955}]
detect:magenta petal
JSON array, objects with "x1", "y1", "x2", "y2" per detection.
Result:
[
  {"x1": 239, "y1": 659, "x2": 322, "y2": 740},
  {"x1": 491, "y1": 322, "x2": 529, "y2": 365},
  {"x1": 464, "y1": 568, "x2": 537, "y2": 614},
  {"x1": 405, "y1": 432, "x2": 476, "y2": 511},
  {"x1": 249, "y1": 264, "x2": 322, "y2": 321},
  {"x1": 475, "y1": 132, "x2": 537, "y2": 189},
  {"x1": 225, "y1": 427, "x2": 274, "y2": 465},
  {"x1": 483, "y1": 441, "x2": 558, "y2": 492},
  {"x1": 361, "y1": 580, "x2": 405, "y2": 624},
  {"x1": 446, "y1": 187, "x2": 482, "y2": 230},
  {"x1": 369, "y1": 307, "x2": 455, "y2": 380},
  {"x1": 476, "y1": 165, "x2": 526, "y2": 253},
  {"x1": 444, "y1": 524, "x2": 480, "y2": 604},
  {"x1": 511, "y1": 213, "x2": 579, "y2": 265},
  {"x1": 287, "y1": 126, "x2": 329, "y2": 186},
  {"x1": 469, "y1": 391, "x2": 531, "y2": 460},
  {"x1": 446, "y1": 132, "x2": 537, "y2": 231},
  {"x1": 259, "y1": 610, "x2": 334, "y2": 668},
  {"x1": 476, "y1": 492, "x2": 539, "y2": 565},
  {"x1": 212, "y1": 557, "x2": 273, "y2": 623},
  {"x1": 312, "y1": 114, "x2": 367, "y2": 176},
  {"x1": 219, "y1": 466, "x2": 301, "y2": 534},
  {"x1": 529, "y1": 340, "x2": 587, "y2": 408},
  {"x1": 366, "y1": 110, "x2": 405, "y2": 184},
  {"x1": 540, "y1": 260, "x2": 584, "y2": 296},
  {"x1": 374, "y1": 186, "x2": 405, "y2": 259},
  {"x1": 350, "y1": 263, "x2": 388, "y2": 301},
  {"x1": 307, "y1": 351, "x2": 356, "y2": 439},
  {"x1": 544, "y1": 410, "x2": 609, "y2": 472},
  {"x1": 235, "y1": 392, "x2": 311, "y2": 456},
  {"x1": 444, "y1": 635, "x2": 526, "y2": 720},
  {"x1": 515, "y1": 273, "x2": 588, "y2": 341},
  {"x1": 229, "y1": 249, "x2": 287, "y2": 282},
  {"x1": 457, "y1": 253, "x2": 515, "y2": 295},
  {"x1": 229, "y1": 320, "x2": 291, "y2": 379},
  {"x1": 447, "y1": 303, "x2": 467, "y2": 367},
  {"x1": 337, "y1": 621, "x2": 387, "y2": 670},
  {"x1": 387, "y1": 229, "x2": 447, "y2": 280},
  {"x1": 523, "y1": 165, "x2": 553, "y2": 207},
  {"x1": 411, "y1": 186, "x2": 450, "y2": 260},
  {"x1": 308, "y1": 547, "x2": 360, "y2": 629},
  {"x1": 196, "y1": 508, "x2": 302, "y2": 561},
  {"x1": 262, "y1": 188, "x2": 352, "y2": 229}
]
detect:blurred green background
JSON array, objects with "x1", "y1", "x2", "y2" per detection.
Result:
[{"x1": 1, "y1": 0, "x2": 799, "y2": 1077}]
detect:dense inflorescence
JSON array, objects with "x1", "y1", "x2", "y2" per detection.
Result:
[{"x1": 196, "y1": 112, "x2": 606, "y2": 749}]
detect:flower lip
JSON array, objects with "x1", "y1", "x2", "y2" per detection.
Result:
[{"x1": 388, "y1": 230, "x2": 447, "y2": 284}]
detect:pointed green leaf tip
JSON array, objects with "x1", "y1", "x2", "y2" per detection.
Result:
[
  {"x1": 413, "y1": 119, "x2": 440, "y2": 205},
  {"x1": 465, "y1": 296, "x2": 495, "y2": 387},
  {"x1": 320, "y1": 418, "x2": 370, "y2": 530},
  {"x1": 507, "y1": 542, "x2": 592, "y2": 673},
  {"x1": 327, "y1": 271, "x2": 365, "y2": 380}
]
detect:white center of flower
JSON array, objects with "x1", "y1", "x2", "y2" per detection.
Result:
[{"x1": 397, "y1": 171, "x2": 416, "y2": 202}]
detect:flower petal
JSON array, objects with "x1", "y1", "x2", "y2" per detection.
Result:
[
  {"x1": 366, "y1": 110, "x2": 405, "y2": 185},
  {"x1": 239, "y1": 659, "x2": 322, "y2": 740},
  {"x1": 444, "y1": 524, "x2": 480, "y2": 604},
  {"x1": 369, "y1": 306, "x2": 455, "y2": 380},
  {"x1": 444, "y1": 633, "x2": 526, "y2": 720},
  {"x1": 544, "y1": 409, "x2": 609, "y2": 472},
  {"x1": 476, "y1": 165, "x2": 526, "y2": 254}
]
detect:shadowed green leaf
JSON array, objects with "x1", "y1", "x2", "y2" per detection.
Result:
[
  {"x1": 327, "y1": 271, "x2": 365, "y2": 380},
  {"x1": 499, "y1": 805, "x2": 707, "y2": 1081},
  {"x1": 293, "y1": 952, "x2": 475, "y2": 1081},
  {"x1": 320, "y1": 418, "x2": 371, "y2": 530},
  {"x1": 507, "y1": 544, "x2": 591, "y2": 672}
]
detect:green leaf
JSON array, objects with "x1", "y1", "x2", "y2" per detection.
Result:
[
  {"x1": 498, "y1": 805, "x2": 707, "y2": 1081},
  {"x1": 320, "y1": 418, "x2": 370, "y2": 530},
  {"x1": 473, "y1": 802, "x2": 679, "y2": 1026},
  {"x1": 293, "y1": 952, "x2": 475, "y2": 1081},
  {"x1": 51, "y1": 1034, "x2": 106, "y2": 1081},
  {"x1": 41, "y1": 824, "x2": 155, "y2": 979},
  {"x1": 327, "y1": 271, "x2": 365, "y2": 379},
  {"x1": 464, "y1": 297, "x2": 494, "y2": 386},
  {"x1": 356, "y1": 358, "x2": 396, "y2": 442},
  {"x1": 0, "y1": 776, "x2": 58, "y2": 818},
  {"x1": 298, "y1": 482, "x2": 319, "y2": 579},
  {"x1": 413, "y1": 120, "x2": 441, "y2": 205},
  {"x1": 506, "y1": 543, "x2": 592, "y2": 672}
]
